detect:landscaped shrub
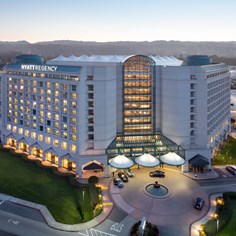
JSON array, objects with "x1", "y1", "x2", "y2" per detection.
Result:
[
  {"x1": 88, "y1": 175, "x2": 99, "y2": 184},
  {"x1": 130, "y1": 221, "x2": 159, "y2": 236}
]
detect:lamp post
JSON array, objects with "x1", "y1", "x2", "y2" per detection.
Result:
[
  {"x1": 213, "y1": 213, "x2": 219, "y2": 235},
  {"x1": 82, "y1": 189, "x2": 85, "y2": 220}
]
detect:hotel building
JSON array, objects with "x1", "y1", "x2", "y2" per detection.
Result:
[{"x1": 0, "y1": 54, "x2": 231, "y2": 176}]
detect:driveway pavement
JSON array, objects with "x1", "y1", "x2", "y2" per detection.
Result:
[{"x1": 110, "y1": 167, "x2": 209, "y2": 234}]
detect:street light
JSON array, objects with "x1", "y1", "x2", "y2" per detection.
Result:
[
  {"x1": 213, "y1": 213, "x2": 219, "y2": 235},
  {"x1": 82, "y1": 189, "x2": 85, "y2": 220}
]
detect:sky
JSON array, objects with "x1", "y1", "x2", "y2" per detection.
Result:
[{"x1": 0, "y1": 0, "x2": 236, "y2": 43}]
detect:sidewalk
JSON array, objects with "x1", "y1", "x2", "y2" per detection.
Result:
[
  {"x1": 0, "y1": 179, "x2": 113, "y2": 232},
  {"x1": 191, "y1": 193, "x2": 222, "y2": 236},
  {"x1": 182, "y1": 168, "x2": 219, "y2": 180}
]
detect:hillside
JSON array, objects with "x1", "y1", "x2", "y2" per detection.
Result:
[{"x1": 0, "y1": 40, "x2": 236, "y2": 65}]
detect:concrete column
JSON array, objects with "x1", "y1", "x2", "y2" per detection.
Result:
[
  {"x1": 104, "y1": 165, "x2": 111, "y2": 177},
  {"x1": 76, "y1": 164, "x2": 83, "y2": 177},
  {"x1": 58, "y1": 158, "x2": 63, "y2": 168},
  {"x1": 42, "y1": 152, "x2": 46, "y2": 161}
]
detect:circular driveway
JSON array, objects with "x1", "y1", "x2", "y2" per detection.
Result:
[{"x1": 109, "y1": 167, "x2": 209, "y2": 226}]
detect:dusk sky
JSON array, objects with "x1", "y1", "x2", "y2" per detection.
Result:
[{"x1": 1, "y1": 0, "x2": 236, "y2": 43}]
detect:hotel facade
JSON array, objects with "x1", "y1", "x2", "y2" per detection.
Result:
[{"x1": 0, "y1": 54, "x2": 231, "y2": 176}]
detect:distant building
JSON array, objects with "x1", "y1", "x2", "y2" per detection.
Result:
[{"x1": 0, "y1": 54, "x2": 231, "y2": 176}]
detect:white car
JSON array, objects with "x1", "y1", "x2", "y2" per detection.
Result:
[{"x1": 124, "y1": 168, "x2": 134, "y2": 177}]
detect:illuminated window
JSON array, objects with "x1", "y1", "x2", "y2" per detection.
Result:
[
  {"x1": 71, "y1": 110, "x2": 76, "y2": 116},
  {"x1": 40, "y1": 88, "x2": 44, "y2": 94},
  {"x1": 72, "y1": 102, "x2": 76, "y2": 108},
  {"x1": 47, "y1": 112, "x2": 51, "y2": 119},
  {"x1": 72, "y1": 93, "x2": 77, "y2": 99},
  {"x1": 54, "y1": 130, "x2": 59, "y2": 136},
  {"x1": 47, "y1": 82, "x2": 51, "y2": 88},
  {"x1": 39, "y1": 111, "x2": 44, "y2": 116},
  {"x1": 38, "y1": 134, "x2": 43, "y2": 141},
  {"x1": 40, "y1": 104, "x2": 44, "y2": 109},
  {"x1": 70, "y1": 144, "x2": 76, "y2": 152},
  {"x1": 46, "y1": 127, "x2": 51, "y2": 133},
  {"x1": 7, "y1": 124, "x2": 11, "y2": 130},
  {"x1": 31, "y1": 132, "x2": 36, "y2": 139},
  {"x1": 55, "y1": 114, "x2": 59, "y2": 120},
  {"x1": 55, "y1": 83, "x2": 59, "y2": 89},
  {"x1": 55, "y1": 91, "x2": 59, "y2": 97},
  {"x1": 63, "y1": 132, "x2": 67, "y2": 138},
  {"x1": 25, "y1": 130, "x2": 29, "y2": 137},
  {"x1": 54, "y1": 98, "x2": 59, "y2": 105},
  {"x1": 32, "y1": 81, "x2": 37, "y2": 86},
  {"x1": 63, "y1": 124, "x2": 68, "y2": 130},
  {"x1": 71, "y1": 118, "x2": 76, "y2": 124},
  {"x1": 72, "y1": 126, "x2": 77, "y2": 133},
  {"x1": 18, "y1": 128, "x2": 23, "y2": 134},
  {"x1": 32, "y1": 123, "x2": 37, "y2": 129},
  {"x1": 54, "y1": 122, "x2": 59, "y2": 128},
  {"x1": 47, "y1": 89, "x2": 51, "y2": 95},
  {"x1": 72, "y1": 135, "x2": 77, "y2": 141},
  {"x1": 47, "y1": 97, "x2": 51, "y2": 103},
  {"x1": 32, "y1": 88, "x2": 37, "y2": 93},
  {"x1": 61, "y1": 142, "x2": 67, "y2": 149},
  {"x1": 13, "y1": 126, "x2": 17, "y2": 132},
  {"x1": 45, "y1": 137, "x2": 51, "y2": 144},
  {"x1": 63, "y1": 100, "x2": 67, "y2": 106},
  {"x1": 53, "y1": 139, "x2": 59, "y2": 146}
]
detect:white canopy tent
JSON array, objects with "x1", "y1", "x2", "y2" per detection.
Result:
[
  {"x1": 134, "y1": 153, "x2": 160, "y2": 167},
  {"x1": 108, "y1": 155, "x2": 134, "y2": 169},
  {"x1": 160, "y1": 152, "x2": 185, "y2": 166}
]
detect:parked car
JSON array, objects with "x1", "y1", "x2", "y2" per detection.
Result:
[
  {"x1": 113, "y1": 178, "x2": 124, "y2": 188},
  {"x1": 124, "y1": 168, "x2": 134, "y2": 177},
  {"x1": 118, "y1": 172, "x2": 129, "y2": 182},
  {"x1": 226, "y1": 166, "x2": 236, "y2": 175},
  {"x1": 194, "y1": 197, "x2": 205, "y2": 210},
  {"x1": 149, "y1": 170, "x2": 165, "y2": 177}
]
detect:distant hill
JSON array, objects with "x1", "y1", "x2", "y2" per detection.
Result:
[{"x1": 1, "y1": 40, "x2": 236, "y2": 65}]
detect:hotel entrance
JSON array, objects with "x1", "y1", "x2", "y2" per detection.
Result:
[{"x1": 7, "y1": 138, "x2": 16, "y2": 148}]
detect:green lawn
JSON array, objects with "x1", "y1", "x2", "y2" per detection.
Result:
[
  {"x1": 219, "y1": 199, "x2": 236, "y2": 236},
  {"x1": 212, "y1": 136, "x2": 236, "y2": 165},
  {"x1": 0, "y1": 149, "x2": 97, "y2": 224}
]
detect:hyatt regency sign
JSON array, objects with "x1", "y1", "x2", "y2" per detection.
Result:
[{"x1": 21, "y1": 64, "x2": 57, "y2": 72}]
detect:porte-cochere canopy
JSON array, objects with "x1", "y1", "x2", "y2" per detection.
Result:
[{"x1": 106, "y1": 133, "x2": 185, "y2": 162}]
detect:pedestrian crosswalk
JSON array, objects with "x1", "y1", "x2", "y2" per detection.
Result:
[{"x1": 78, "y1": 228, "x2": 117, "y2": 236}]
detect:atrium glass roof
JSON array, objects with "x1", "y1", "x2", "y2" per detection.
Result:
[{"x1": 106, "y1": 133, "x2": 185, "y2": 161}]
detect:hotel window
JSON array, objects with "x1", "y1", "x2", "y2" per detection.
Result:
[
  {"x1": 38, "y1": 134, "x2": 43, "y2": 141},
  {"x1": 31, "y1": 132, "x2": 36, "y2": 139},
  {"x1": 47, "y1": 112, "x2": 51, "y2": 119},
  {"x1": 18, "y1": 128, "x2": 23, "y2": 135},
  {"x1": 72, "y1": 101, "x2": 76, "y2": 108},
  {"x1": 62, "y1": 92, "x2": 68, "y2": 98},
  {"x1": 55, "y1": 83, "x2": 59, "y2": 89},
  {"x1": 72, "y1": 93, "x2": 77, "y2": 99},
  {"x1": 55, "y1": 91, "x2": 59, "y2": 97},
  {"x1": 54, "y1": 122, "x2": 59, "y2": 128},
  {"x1": 72, "y1": 126, "x2": 77, "y2": 133},
  {"x1": 45, "y1": 137, "x2": 51, "y2": 144},
  {"x1": 71, "y1": 118, "x2": 76, "y2": 124},
  {"x1": 40, "y1": 111, "x2": 44, "y2": 116},
  {"x1": 61, "y1": 142, "x2": 67, "y2": 149},
  {"x1": 39, "y1": 118, "x2": 44, "y2": 124},
  {"x1": 32, "y1": 88, "x2": 37, "y2": 93},
  {"x1": 12, "y1": 126, "x2": 17, "y2": 132},
  {"x1": 62, "y1": 132, "x2": 68, "y2": 139},
  {"x1": 53, "y1": 139, "x2": 59, "y2": 147},
  {"x1": 39, "y1": 126, "x2": 43, "y2": 131},
  {"x1": 39, "y1": 81, "x2": 43, "y2": 87},
  {"x1": 46, "y1": 82, "x2": 51, "y2": 88},
  {"x1": 40, "y1": 88, "x2": 44, "y2": 94},
  {"x1": 62, "y1": 116, "x2": 67, "y2": 122},
  {"x1": 7, "y1": 124, "x2": 11, "y2": 130},
  {"x1": 54, "y1": 130, "x2": 59, "y2": 136},
  {"x1": 47, "y1": 97, "x2": 51, "y2": 103},
  {"x1": 47, "y1": 89, "x2": 51, "y2": 95},
  {"x1": 25, "y1": 130, "x2": 29, "y2": 137},
  {"x1": 32, "y1": 123, "x2": 37, "y2": 129},
  {"x1": 71, "y1": 85, "x2": 76, "y2": 91},
  {"x1": 70, "y1": 144, "x2": 76, "y2": 152},
  {"x1": 72, "y1": 134, "x2": 76, "y2": 141},
  {"x1": 71, "y1": 110, "x2": 76, "y2": 116},
  {"x1": 32, "y1": 81, "x2": 37, "y2": 86},
  {"x1": 63, "y1": 84, "x2": 68, "y2": 90},
  {"x1": 63, "y1": 124, "x2": 67, "y2": 130},
  {"x1": 54, "y1": 98, "x2": 59, "y2": 105},
  {"x1": 46, "y1": 127, "x2": 51, "y2": 133},
  {"x1": 63, "y1": 100, "x2": 67, "y2": 106}
]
